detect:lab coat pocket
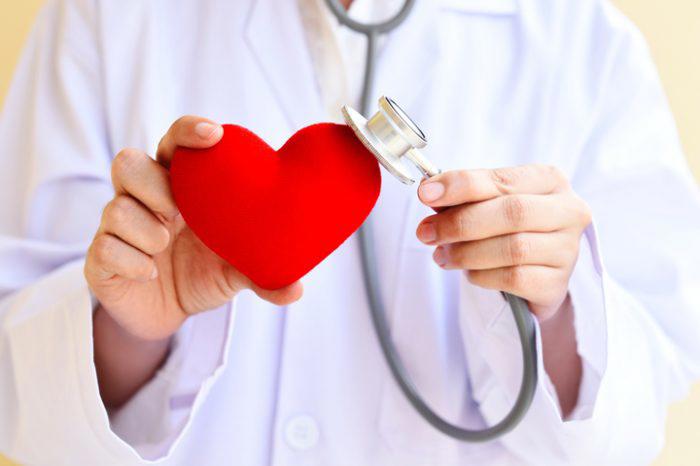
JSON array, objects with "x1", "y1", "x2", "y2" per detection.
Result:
[{"x1": 376, "y1": 199, "x2": 501, "y2": 461}]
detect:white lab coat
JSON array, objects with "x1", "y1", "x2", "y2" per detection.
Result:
[{"x1": 1, "y1": 0, "x2": 699, "y2": 464}]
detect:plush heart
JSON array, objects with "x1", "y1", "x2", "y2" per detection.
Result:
[{"x1": 170, "y1": 123, "x2": 381, "y2": 290}]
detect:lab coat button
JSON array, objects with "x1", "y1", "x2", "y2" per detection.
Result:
[{"x1": 284, "y1": 415, "x2": 320, "y2": 450}]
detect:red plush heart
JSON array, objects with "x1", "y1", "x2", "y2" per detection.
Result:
[{"x1": 170, "y1": 123, "x2": 381, "y2": 290}]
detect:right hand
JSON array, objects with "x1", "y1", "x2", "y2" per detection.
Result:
[{"x1": 85, "y1": 116, "x2": 303, "y2": 341}]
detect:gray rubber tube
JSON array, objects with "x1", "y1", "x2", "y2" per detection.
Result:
[{"x1": 324, "y1": 0, "x2": 539, "y2": 441}]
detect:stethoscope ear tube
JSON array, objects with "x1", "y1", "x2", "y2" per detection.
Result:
[{"x1": 323, "y1": 0, "x2": 416, "y2": 35}]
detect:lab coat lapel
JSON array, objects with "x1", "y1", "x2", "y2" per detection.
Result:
[
  {"x1": 244, "y1": 0, "x2": 325, "y2": 130},
  {"x1": 372, "y1": 0, "x2": 442, "y2": 112}
]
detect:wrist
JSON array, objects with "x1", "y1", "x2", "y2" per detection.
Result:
[
  {"x1": 538, "y1": 294, "x2": 583, "y2": 416},
  {"x1": 95, "y1": 300, "x2": 186, "y2": 342},
  {"x1": 93, "y1": 304, "x2": 173, "y2": 349},
  {"x1": 93, "y1": 305, "x2": 173, "y2": 408}
]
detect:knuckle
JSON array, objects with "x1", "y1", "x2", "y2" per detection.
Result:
[
  {"x1": 491, "y1": 167, "x2": 520, "y2": 193},
  {"x1": 452, "y1": 209, "x2": 472, "y2": 240},
  {"x1": 503, "y1": 195, "x2": 528, "y2": 228},
  {"x1": 112, "y1": 148, "x2": 143, "y2": 179},
  {"x1": 507, "y1": 234, "x2": 530, "y2": 264},
  {"x1": 135, "y1": 258, "x2": 155, "y2": 279},
  {"x1": 105, "y1": 196, "x2": 134, "y2": 225},
  {"x1": 151, "y1": 225, "x2": 171, "y2": 252},
  {"x1": 170, "y1": 115, "x2": 196, "y2": 135},
  {"x1": 92, "y1": 235, "x2": 117, "y2": 265},
  {"x1": 504, "y1": 266, "x2": 527, "y2": 289},
  {"x1": 441, "y1": 244, "x2": 459, "y2": 267}
]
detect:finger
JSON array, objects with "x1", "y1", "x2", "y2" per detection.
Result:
[
  {"x1": 111, "y1": 148, "x2": 179, "y2": 220},
  {"x1": 100, "y1": 195, "x2": 171, "y2": 255},
  {"x1": 220, "y1": 264, "x2": 305, "y2": 306},
  {"x1": 466, "y1": 265, "x2": 568, "y2": 309},
  {"x1": 417, "y1": 193, "x2": 582, "y2": 245},
  {"x1": 434, "y1": 232, "x2": 577, "y2": 270},
  {"x1": 156, "y1": 116, "x2": 224, "y2": 167},
  {"x1": 418, "y1": 165, "x2": 569, "y2": 208},
  {"x1": 86, "y1": 234, "x2": 157, "y2": 282},
  {"x1": 253, "y1": 281, "x2": 305, "y2": 306}
]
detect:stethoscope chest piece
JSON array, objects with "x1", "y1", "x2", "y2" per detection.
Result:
[{"x1": 343, "y1": 96, "x2": 440, "y2": 184}]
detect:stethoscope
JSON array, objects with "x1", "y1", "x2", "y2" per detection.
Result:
[{"x1": 324, "y1": 0, "x2": 539, "y2": 442}]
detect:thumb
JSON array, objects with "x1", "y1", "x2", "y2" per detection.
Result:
[
  {"x1": 156, "y1": 115, "x2": 224, "y2": 168},
  {"x1": 253, "y1": 282, "x2": 305, "y2": 306},
  {"x1": 222, "y1": 263, "x2": 304, "y2": 306}
]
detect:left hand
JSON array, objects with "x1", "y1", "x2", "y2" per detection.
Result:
[{"x1": 416, "y1": 164, "x2": 592, "y2": 321}]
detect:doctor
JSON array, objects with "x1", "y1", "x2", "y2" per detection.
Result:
[{"x1": 1, "y1": 0, "x2": 699, "y2": 464}]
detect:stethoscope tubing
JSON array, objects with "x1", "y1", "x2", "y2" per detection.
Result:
[
  {"x1": 323, "y1": 0, "x2": 539, "y2": 442},
  {"x1": 324, "y1": 0, "x2": 416, "y2": 35}
]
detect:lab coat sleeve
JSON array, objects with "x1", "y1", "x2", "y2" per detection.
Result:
[
  {"x1": 459, "y1": 2, "x2": 700, "y2": 464},
  {"x1": 0, "y1": 1, "x2": 235, "y2": 464}
]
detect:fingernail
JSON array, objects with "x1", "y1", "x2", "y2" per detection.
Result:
[
  {"x1": 150, "y1": 266, "x2": 159, "y2": 280},
  {"x1": 433, "y1": 246, "x2": 447, "y2": 267},
  {"x1": 417, "y1": 222, "x2": 437, "y2": 244},
  {"x1": 419, "y1": 182, "x2": 444, "y2": 203},
  {"x1": 195, "y1": 122, "x2": 221, "y2": 139}
]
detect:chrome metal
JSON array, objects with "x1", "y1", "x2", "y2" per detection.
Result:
[
  {"x1": 405, "y1": 148, "x2": 440, "y2": 178},
  {"x1": 342, "y1": 96, "x2": 437, "y2": 185}
]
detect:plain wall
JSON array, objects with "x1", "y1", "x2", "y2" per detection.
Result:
[{"x1": 0, "y1": 1, "x2": 698, "y2": 465}]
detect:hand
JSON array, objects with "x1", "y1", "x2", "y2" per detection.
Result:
[
  {"x1": 416, "y1": 165, "x2": 591, "y2": 321},
  {"x1": 85, "y1": 116, "x2": 303, "y2": 341}
]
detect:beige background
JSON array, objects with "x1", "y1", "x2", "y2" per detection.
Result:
[{"x1": 0, "y1": 1, "x2": 698, "y2": 465}]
